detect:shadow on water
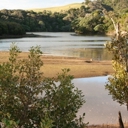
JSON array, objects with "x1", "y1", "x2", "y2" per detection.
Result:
[{"x1": 61, "y1": 48, "x2": 112, "y2": 60}]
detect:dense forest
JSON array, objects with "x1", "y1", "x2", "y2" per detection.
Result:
[{"x1": 0, "y1": 0, "x2": 128, "y2": 36}]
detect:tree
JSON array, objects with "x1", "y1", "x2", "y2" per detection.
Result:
[
  {"x1": 72, "y1": 9, "x2": 105, "y2": 34},
  {"x1": 94, "y1": 24, "x2": 105, "y2": 34},
  {"x1": 85, "y1": 0, "x2": 90, "y2": 5},
  {"x1": 105, "y1": 21, "x2": 128, "y2": 110},
  {"x1": 43, "y1": 68, "x2": 86, "y2": 128},
  {"x1": 38, "y1": 20, "x2": 45, "y2": 30},
  {"x1": 0, "y1": 44, "x2": 86, "y2": 128}
]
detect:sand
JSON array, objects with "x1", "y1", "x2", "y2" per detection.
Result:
[{"x1": 0, "y1": 51, "x2": 114, "y2": 78}]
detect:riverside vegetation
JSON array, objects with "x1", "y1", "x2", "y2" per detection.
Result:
[
  {"x1": 0, "y1": 0, "x2": 128, "y2": 36},
  {"x1": 0, "y1": 44, "x2": 87, "y2": 128}
]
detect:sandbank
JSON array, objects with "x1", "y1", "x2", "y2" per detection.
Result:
[{"x1": 0, "y1": 51, "x2": 114, "y2": 78}]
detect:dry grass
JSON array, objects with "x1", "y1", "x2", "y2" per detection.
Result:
[
  {"x1": 0, "y1": 51, "x2": 114, "y2": 78},
  {"x1": 87, "y1": 123, "x2": 128, "y2": 128},
  {"x1": 28, "y1": 3, "x2": 83, "y2": 13}
]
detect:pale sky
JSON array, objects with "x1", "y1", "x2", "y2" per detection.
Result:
[{"x1": 0, "y1": 0, "x2": 84, "y2": 10}]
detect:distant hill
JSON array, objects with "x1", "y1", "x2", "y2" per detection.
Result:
[{"x1": 28, "y1": 3, "x2": 84, "y2": 13}]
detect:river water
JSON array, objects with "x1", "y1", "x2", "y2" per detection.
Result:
[
  {"x1": 0, "y1": 32, "x2": 112, "y2": 60},
  {"x1": 74, "y1": 77, "x2": 128, "y2": 125},
  {"x1": 0, "y1": 32, "x2": 127, "y2": 124}
]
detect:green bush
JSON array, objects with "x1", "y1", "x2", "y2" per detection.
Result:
[
  {"x1": 0, "y1": 44, "x2": 86, "y2": 128},
  {"x1": 105, "y1": 26, "x2": 128, "y2": 110}
]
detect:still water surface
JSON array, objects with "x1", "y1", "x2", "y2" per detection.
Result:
[
  {"x1": 0, "y1": 32, "x2": 112, "y2": 60},
  {"x1": 0, "y1": 32, "x2": 126, "y2": 124},
  {"x1": 74, "y1": 76, "x2": 128, "y2": 125}
]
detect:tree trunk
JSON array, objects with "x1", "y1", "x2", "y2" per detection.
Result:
[{"x1": 118, "y1": 111, "x2": 124, "y2": 128}]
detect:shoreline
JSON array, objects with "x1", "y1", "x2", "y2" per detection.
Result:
[
  {"x1": 0, "y1": 51, "x2": 114, "y2": 78},
  {"x1": 0, "y1": 32, "x2": 114, "y2": 39},
  {"x1": 0, "y1": 33, "x2": 58, "y2": 39}
]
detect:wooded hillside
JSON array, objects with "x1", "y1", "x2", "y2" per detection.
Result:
[{"x1": 0, "y1": 0, "x2": 128, "y2": 35}]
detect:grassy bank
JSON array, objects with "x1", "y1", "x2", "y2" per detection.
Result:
[{"x1": 28, "y1": 3, "x2": 83, "y2": 13}]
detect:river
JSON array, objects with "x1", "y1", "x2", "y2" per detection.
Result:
[
  {"x1": 0, "y1": 32, "x2": 127, "y2": 125},
  {"x1": 74, "y1": 76, "x2": 128, "y2": 125},
  {"x1": 0, "y1": 32, "x2": 112, "y2": 60}
]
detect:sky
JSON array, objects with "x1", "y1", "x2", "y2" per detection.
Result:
[{"x1": 0, "y1": 0, "x2": 84, "y2": 10}]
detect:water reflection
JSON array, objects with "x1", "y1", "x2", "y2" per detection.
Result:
[
  {"x1": 0, "y1": 32, "x2": 112, "y2": 60},
  {"x1": 59, "y1": 48, "x2": 112, "y2": 60},
  {"x1": 74, "y1": 76, "x2": 128, "y2": 124}
]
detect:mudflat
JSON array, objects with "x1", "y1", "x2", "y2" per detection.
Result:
[{"x1": 0, "y1": 51, "x2": 114, "y2": 78}]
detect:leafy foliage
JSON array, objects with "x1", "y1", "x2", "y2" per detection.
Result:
[
  {"x1": 0, "y1": 44, "x2": 86, "y2": 128},
  {"x1": 0, "y1": 9, "x2": 72, "y2": 33},
  {"x1": 43, "y1": 68, "x2": 86, "y2": 128},
  {"x1": 72, "y1": 10, "x2": 105, "y2": 34},
  {"x1": 101, "y1": 0, "x2": 128, "y2": 12},
  {"x1": 0, "y1": 21, "x2": 25, "y2": 35},
  {"x1": 105, "y1": 25, "x2": 128, "y2": 109}
]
